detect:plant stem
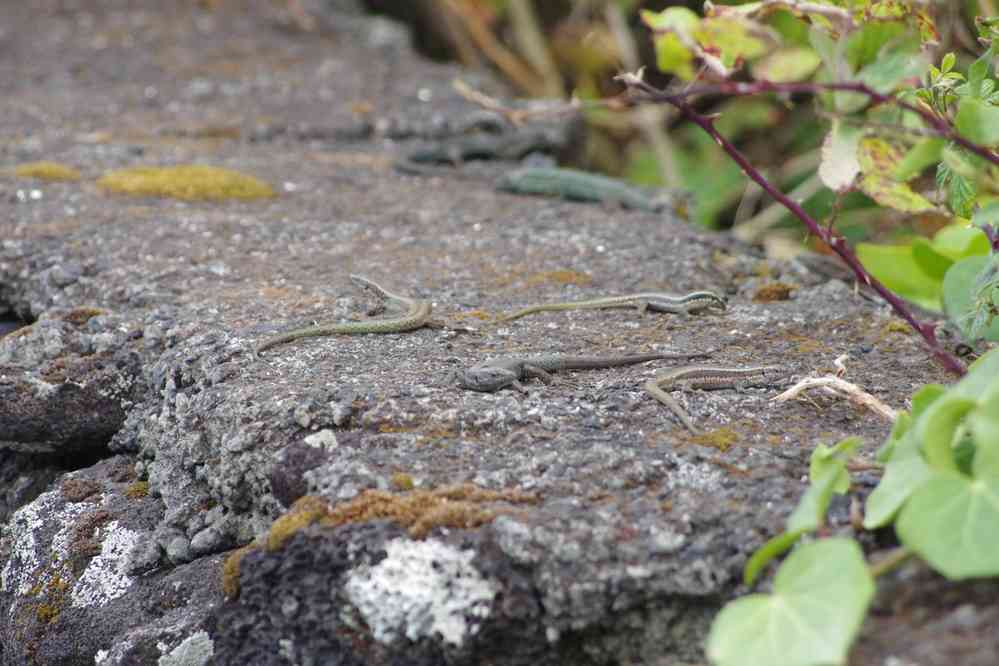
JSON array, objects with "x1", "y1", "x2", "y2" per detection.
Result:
[
  {"x1": 621, "y1": 76, "x2": 968, "y2": 376},
  {"x1": 868, "y1": 546, "x2": 914, "y2": 578}
]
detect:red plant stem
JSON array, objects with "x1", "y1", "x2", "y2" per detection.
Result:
[
  {"x1": 665, "y1": 80, "x2": 999, "y2": 168},
  {"x1": 625, "y1": 79, "x2": 968, "y2": 375}
]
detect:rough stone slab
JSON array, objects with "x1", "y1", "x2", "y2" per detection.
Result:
[{"x1": 1, "y1": 2, "x2": 990, "y2": 666}]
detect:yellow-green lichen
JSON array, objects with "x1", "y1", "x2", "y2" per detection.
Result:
[
  {"x1": 96, "y1": 165, "x2": 275, "y2": 201},
  {"x1": 124, "y1": 481, "x2": 149, "y2": 499},
  {"x1": 14, "y1": 161, "x2": 81, "y2": 182},
  {"x1": 691, "y1": 427, "x2": 739, "y2": 452},
  {"x1": 390, "y1": 472, "x2": 415, "y2": 491}
]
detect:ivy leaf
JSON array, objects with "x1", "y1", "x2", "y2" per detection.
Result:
[
  {"x1": 897, "y1": 474, "x2": 999, "y2": 579},
  {"x1": 865, "y1": 425, "x2": 933, "y2": 529},
  {"x1": 743, "y1": 530, "x2": 804, "y2": 586},
  {"x1": 707, "y1": 539, "x2": 874, "y2": 666},
  {"x1": 917, "y1": 394, "x2": 977, "y2": 472},
  {"x1": 969, "y1": 388, "x2": 999, "y2": 480},
  {"x1": 971, "y1": 200, "x2": 999, "y2": 230}
]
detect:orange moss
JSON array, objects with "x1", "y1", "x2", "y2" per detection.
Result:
[{"x1": 752, "y1": 282, "x2": 796, "y2": 302}]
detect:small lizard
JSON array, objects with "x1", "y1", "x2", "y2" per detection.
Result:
[
  {"x1": 458, "y1": 350, "x2": 713, "y2": 393},
  {"x1": 496, "y1": 167, "x2": 687, "y2": 214},
  {"x1": 500, "y1": 290, "x2": 726, "y2": 322},
  {"x1": 255, "y1": 275, "x2": 431, "y2": 355},
  {"x1": 644, "y1": 365, "x2": 788, "y2": 434}
]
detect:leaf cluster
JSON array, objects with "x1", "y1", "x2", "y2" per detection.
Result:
[{"x1": 707, "y1": 348, "x2": 999, "y2": 666}]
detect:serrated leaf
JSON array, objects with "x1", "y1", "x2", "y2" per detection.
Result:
[
  {"x1": 858, "y1": 50, "x2": 929, "y2": 95},
  {"x1": 893, "y1": 138, "x2": 944, "y2": 181},
  {"x1": 955, "y1": 98, "x2": 999, "y2": 147},
  {"x1": 944, "y1": 256, "x2": 999, "y2": 342},
  {"x1": 707, "y1": 539, "x2": 874, "y2": 666},
  {"x1": 896, "y1": 474, "x2": 999, "y2": 578},
  {"x1": 819, "y1": 121, "x2": 862, "y2": 192},
  {"x1": 967, "y1": 44, "x2": 995, "y2": 99},
  {"x1": 641, "y1": 7, "x2": 699, "y2": 79},
  {"x1": 694, "y1": 17, "x2": 774, "y2": 70},
  {"x1": 750, "y1": 46, "x2": 821, "y2": 82},
  {"x1": 858, "y1": 138, "x2": 937, "y2": 212}
]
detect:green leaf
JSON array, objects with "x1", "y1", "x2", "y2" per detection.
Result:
[
  {"x1": 971, "y1": 200, "x2": 999, "y2": 229},
  {"x1": 641, "y1": 8, "x2": 699, "y2": 80},
  {"x1": 912, "y1": 384, "x2": 948, "y2": 419},
  {"x1": 750, "y1": 47, "x2": 822, "y2": 82},
  {"x1": 857, "y1": 243, "x2": 942, "y2": 311},
  {"x1": 743, "y1": 530, "x2": 804, "y2": 586},
  {"x1": 787, "y1": 463, "x2": 846, "y2": 533},
  {"x1": 918, "y1": 394, "x2": 977, "y2": 472},
  {"x1": 897, "y1": 474, "x2": 999, "y2": 578},
  {"x1": 955, "y1": 98, "x2": 999, "y2": 147},
  {"x1": 707, "y1": 539, "x2": 874, "y2": 666},
  {"x1": 940, "y1": 52, "x2": 955, "y2": 74},
  {"x1": 932, "y1": 224, "x2": 990, "y2": 260},
  {"x1": 865, "y1": 427, "x2": 933, "y2": 529},
  {"x1": 810, "y1": 436, "x2": 861, "y2": 494},
  {"x1": 970, "y1": 388, "x2": 999, "y2": 480},
  {"x1": 858, "y1": 50, "x2": 929, "y2": 95},
  {"x1": 876, "y1": 410, "x2": 912, "y2": 462},
  {"x1": 857, "y1": 138, "x2": 938, "y2": 213},
  {"x1": 845, "y1": 21, "x2": 907, "y2": 70},
  {"x1": 966, "y1": 44, "x2": 995, "y2": 99},
  {"x1": 944, "y1": 256, "x2": 999, "y2": 342},
  {"x1": 893, "y1": 138, "x2": 944, "y2": 181},
  {"x1": 910, "y1": 238, "x2": 953, "y2": 281}
]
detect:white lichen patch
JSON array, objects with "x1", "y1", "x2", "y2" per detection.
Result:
[
  {"x1": 157, "y1": 630, "x2": 215, "y2": 666},
  {"x1": 1, "y1": 489, "x2": 91, "y2": 598},
  {"x1": 71, "y1": 520, "x2": 140, "y2": 607},
  {"x1": 0, "y1": 488, "x2": 138, "y2": 619},
  {"x1": 344, "y1": 538, "x2": 498, "y2": 647}
]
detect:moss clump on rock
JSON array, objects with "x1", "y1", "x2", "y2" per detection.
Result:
[
  {"x1": 96, "y1": 165, "x2": 275, "y2": 201},
  {"x1": 14, "y1": 161, "x2": 82, "y2": 181}
]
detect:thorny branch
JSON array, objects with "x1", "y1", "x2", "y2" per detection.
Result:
[{"x1": 617, "y1": 73, "x2": 972, "y2": 376}]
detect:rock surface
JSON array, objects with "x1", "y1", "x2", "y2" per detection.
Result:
[{"x1": 1, "y1": 2, "x2": 995, "y2": 665}]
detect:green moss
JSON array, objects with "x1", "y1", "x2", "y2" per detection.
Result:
[
  {"x1": 96, "y1": 165, "x2": 276, "y2": 201},
  {"x1": 14, "y1": 161, "x2": 81, "y2": 182},
  {"x1": 124, "y1": 481, "x2": 149, "y2": 499}
]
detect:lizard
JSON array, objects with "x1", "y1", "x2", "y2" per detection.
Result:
[
  {"x1": 643, "y1": 365, "x2": 789, "y2": 434},
  {"x1": 500, "y1": 290, "x2": 727, "y2": 322},
  {"x1": 255, "y1": 275, "x2": 431, "y2": 355},
  {"x1": 458, "y1": 349, "x2": 714, "y2": 393},
  {"x1": 496, "y1": 166, "x2": 690, "y2": 215}
]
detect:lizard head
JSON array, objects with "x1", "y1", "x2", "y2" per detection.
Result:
[{"x1": 457, "y1": 366, "x2": 518, "y2": 392}]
